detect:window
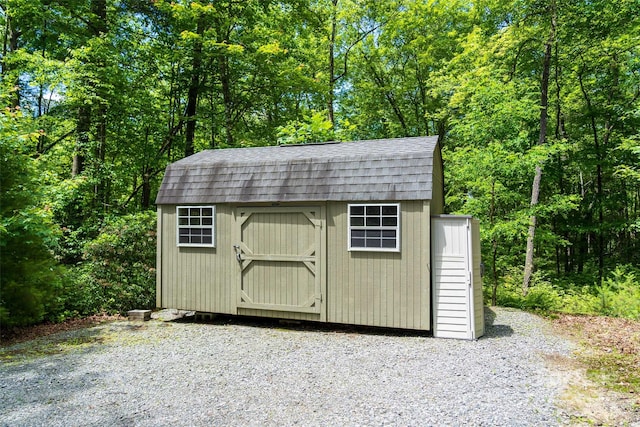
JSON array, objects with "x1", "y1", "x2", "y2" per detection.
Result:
[
  {"x1": 348, "y1": 203, "x2": 400, "y2": 251},
  {"x1": 177, "y1": 206, "x2": 215, "y2": 247}
]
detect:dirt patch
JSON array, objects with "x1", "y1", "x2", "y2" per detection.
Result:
[
  {"x1": 0, "y1": 314, "x2": 123, "y2": 347},
  {"x1": 550, "y1": 314, "x2": 640, "y2": 426}
]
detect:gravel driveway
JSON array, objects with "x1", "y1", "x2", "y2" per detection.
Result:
[{"x1": 1, "y1": 307, "x2": 574, "y2": 426}]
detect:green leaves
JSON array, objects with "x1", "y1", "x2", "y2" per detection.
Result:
[
  {"x1": 0, "y1": 109, "x2": 63, "y2": 326},
  {"x1": 277, "y1": 110, "x2": 335, "y2": 144},
  {"x1": 80, "y1": 212, "x2": 157, "y2": 314}
]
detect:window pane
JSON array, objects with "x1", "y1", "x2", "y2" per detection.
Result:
[
  {"x1": 352, "y1": 230, "x2": 365, "y2": 238},
  {"x1": 350, "y1": 217, "x2": 364, "y2": 226},
  {"x1": 179, "y1": 228, "x2": 189, "y2": 235},
  {"x1": 382, "y1": 217, "x2": 397, "y2": 226},
  {"x1": 382, "y1": 230, "x2": 396, "y2": 238},
  {"x1": 350, "y1": 205, "x2": 364, "y2": 215},
  {"x1": 382, "y1": 205, "x2": 397, "y2": 215},
  {"x1": 178, "y1": 218, "x2": 189, "y2": 226},
  {"x1": 190, "y1": 217, "x2": 201, "y2": 225},
  {"x1": 366, "y1": 205, "x2": 380, "y2": 216},
  {"x1": 381, "y1": 239, "x2": 397, "y2": 248},
  {"x1": 351, "y1": 238, "x2": 365, "y2": 247},
  {"x1": 366, "y1": 229, "x2": 381, "y2": 238},
  {"x1": 366, "y1": 217, "x2": 380, "y2": 226},
  {"x1": 365, "y1": 238, "x2": 382, "y2": 248},
  {"x1": 202, "y1": 208, "x2": 213, "y2": 217},
  {"x1": 179, "y1": 236, "x2": 190, "y2": 244},
  {"x1": 202, "y1": 236, "x2": 212, "y2": 244},
  {"x1": 178, "y1": 208, "x2": 188, "y2": 216},
  {"x1": 202, "y1": 217, "x2": 213, "y2": 225},
  {"x1": 202, "y1": 228, "x2": 212, "y2": 236},
  {"x1": 191, "y1": 235, "x2": 201, "y2": 244},
  {"x1": 190, "y1": 208, "x2": 200, "y2": 216}
]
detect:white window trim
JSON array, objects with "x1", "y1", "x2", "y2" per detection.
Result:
[
  {"x1": 176, "y1": 205, "x2": 216, "y2": 248},
  {"x1": 348, "y1": 203, "x2": 401, "y2": 252}
]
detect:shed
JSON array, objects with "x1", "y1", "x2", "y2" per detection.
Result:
[
  {"x1": 431, "y1": 216, "x2": 484, "y2": 339},
  {"x1": 155, "y1": 136, "x2": 482, "y2": 336}
]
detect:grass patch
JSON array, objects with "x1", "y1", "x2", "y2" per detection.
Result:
[
  {"x1": 0, "y1": 321, "x2": 156, "y2": 365},
  {"x1": 0, "y1": 333, "x2": 107, "y2": 364},
  {"x1": 584, "y1": 352, "x2": 640, "y2": 394},
  {"x1": 554, "y1": 314, "x2": 640, "y2": 395}
]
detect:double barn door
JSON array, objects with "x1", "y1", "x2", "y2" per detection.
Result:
[{"x1": 234, "y1": 207, "x2": 325, "y2": 315}]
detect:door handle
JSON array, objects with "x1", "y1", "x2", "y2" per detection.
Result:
[{"x1": 233, "y1": 245, "x2": 243, "y2": 262}]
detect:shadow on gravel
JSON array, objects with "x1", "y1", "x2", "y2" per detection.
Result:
[
  {"x1": 164, "y1": 307, "x2": 517, "y2": 340},
  {"x1": 482, "y1": 306, "x2": 514, "y2": 338},
  {"x1": 171, "y1": 312, "x2": 432, "y2": 338}
]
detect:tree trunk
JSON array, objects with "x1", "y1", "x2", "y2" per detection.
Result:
[
  {"x1": 364, "y1": 56, "x2": 409, "y2": 136},
  {"x1": 490, "y1": 179, "x2": 498, "y2": 306},
  {"x1": 578, "y1": 62, "x2": 615, "y2": 283},
  {"x1": 218, "y1": 54, "x2": 234, "y2": 146},
  {"x1": 72, "y1": 0, "x2": 107, "y2": 177},
  {"x1": 523, "y1": 166, "x2": 542, "y2": 294},
  {"x1": 523, "y1": 9, "x2": 555, "y2": 295},
  {"x1": 2, "y1": 8, "x2": 21, "y2": 108},
  {"x1": 141, "y1": 171, "x2": 151, "y2": 209},
  {"x1": 184, "y1": 18, "x2": 204, "y2": 157},
  {"x1": 73, "y1": 104, "x2": 91, "y2": 177},
  {"x1": 94, "y1": 106, "x2": 107, "y2": 209},
  {"x1": 491, "y1": 238, "x2": 498, "y2": 306},
  {"x1": 327, "y1": 0, "x2": 338, "y2": 129}
]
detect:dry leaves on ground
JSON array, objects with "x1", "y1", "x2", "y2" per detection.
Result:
[{"x1": 0, "y1": 314, "x2": 123, "y2": 347}]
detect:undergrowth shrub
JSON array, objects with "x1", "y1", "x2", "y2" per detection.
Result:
[
  {"x1": 492, "y1": 268, "x2": 562, "y2": 312},
  {"x1": 597, "y1": 266, "x2": 640, "y2": 319},
  {"x1": 50, "y1": 268, "x2": 105, "y2": 321},
  {"x1": 488, "y1": 265, "x2": 640, "y2": 320},
  {"x1": 81, "y1": 211, "x2": 157, "y2": 315},
  {"x1": 554, "y1": 286, "x2": 600, "y2": 315}
]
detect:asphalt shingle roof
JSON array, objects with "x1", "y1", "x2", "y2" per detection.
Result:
[{"x1": 155, "y1": 136, "x2": 439, "y2": 204}]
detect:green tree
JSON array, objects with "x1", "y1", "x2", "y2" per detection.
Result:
[
  {"x1": 340, "y1": 0, "x2": 473, "y2": 139},
  {"x1": 0, "y1": 109, "x2": 63, "y2": 326}
]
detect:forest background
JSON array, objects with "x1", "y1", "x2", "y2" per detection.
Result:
[{"x1": 1, "y1": 0, "x2": 639, "y2": 326}]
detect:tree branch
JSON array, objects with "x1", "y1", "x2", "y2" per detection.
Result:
[{"x1": 333, "y1": 22, "x2": 382, "y2": 84}]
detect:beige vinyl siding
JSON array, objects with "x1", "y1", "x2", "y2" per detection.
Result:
[
  {"x1": 158, "y1": 201, "x2": 435, "y2": 331},
  {"x1": 471, "y1": 218, "x2": 485, "y2": 338},
  {"x1": 158, "y1": 205, "x2": 236, "y2": 314},
  {"x1": 326, "y1": 200, "x2": 431, "y2": 330},
  {"x1": 431, "y1": 147, "x2": 445, "y2": 215},
  {"x1": 156, "y1": 207, "x2": 163, "y2": 309}
]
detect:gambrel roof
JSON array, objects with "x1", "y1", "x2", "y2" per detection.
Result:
[{"x1": 155, "y1": 136, "x2": 440, "y2": 204}]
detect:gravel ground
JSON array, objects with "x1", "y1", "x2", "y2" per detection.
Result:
[{"x1": 0, "y1": 307, "x2": 574, "y2": 426}]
